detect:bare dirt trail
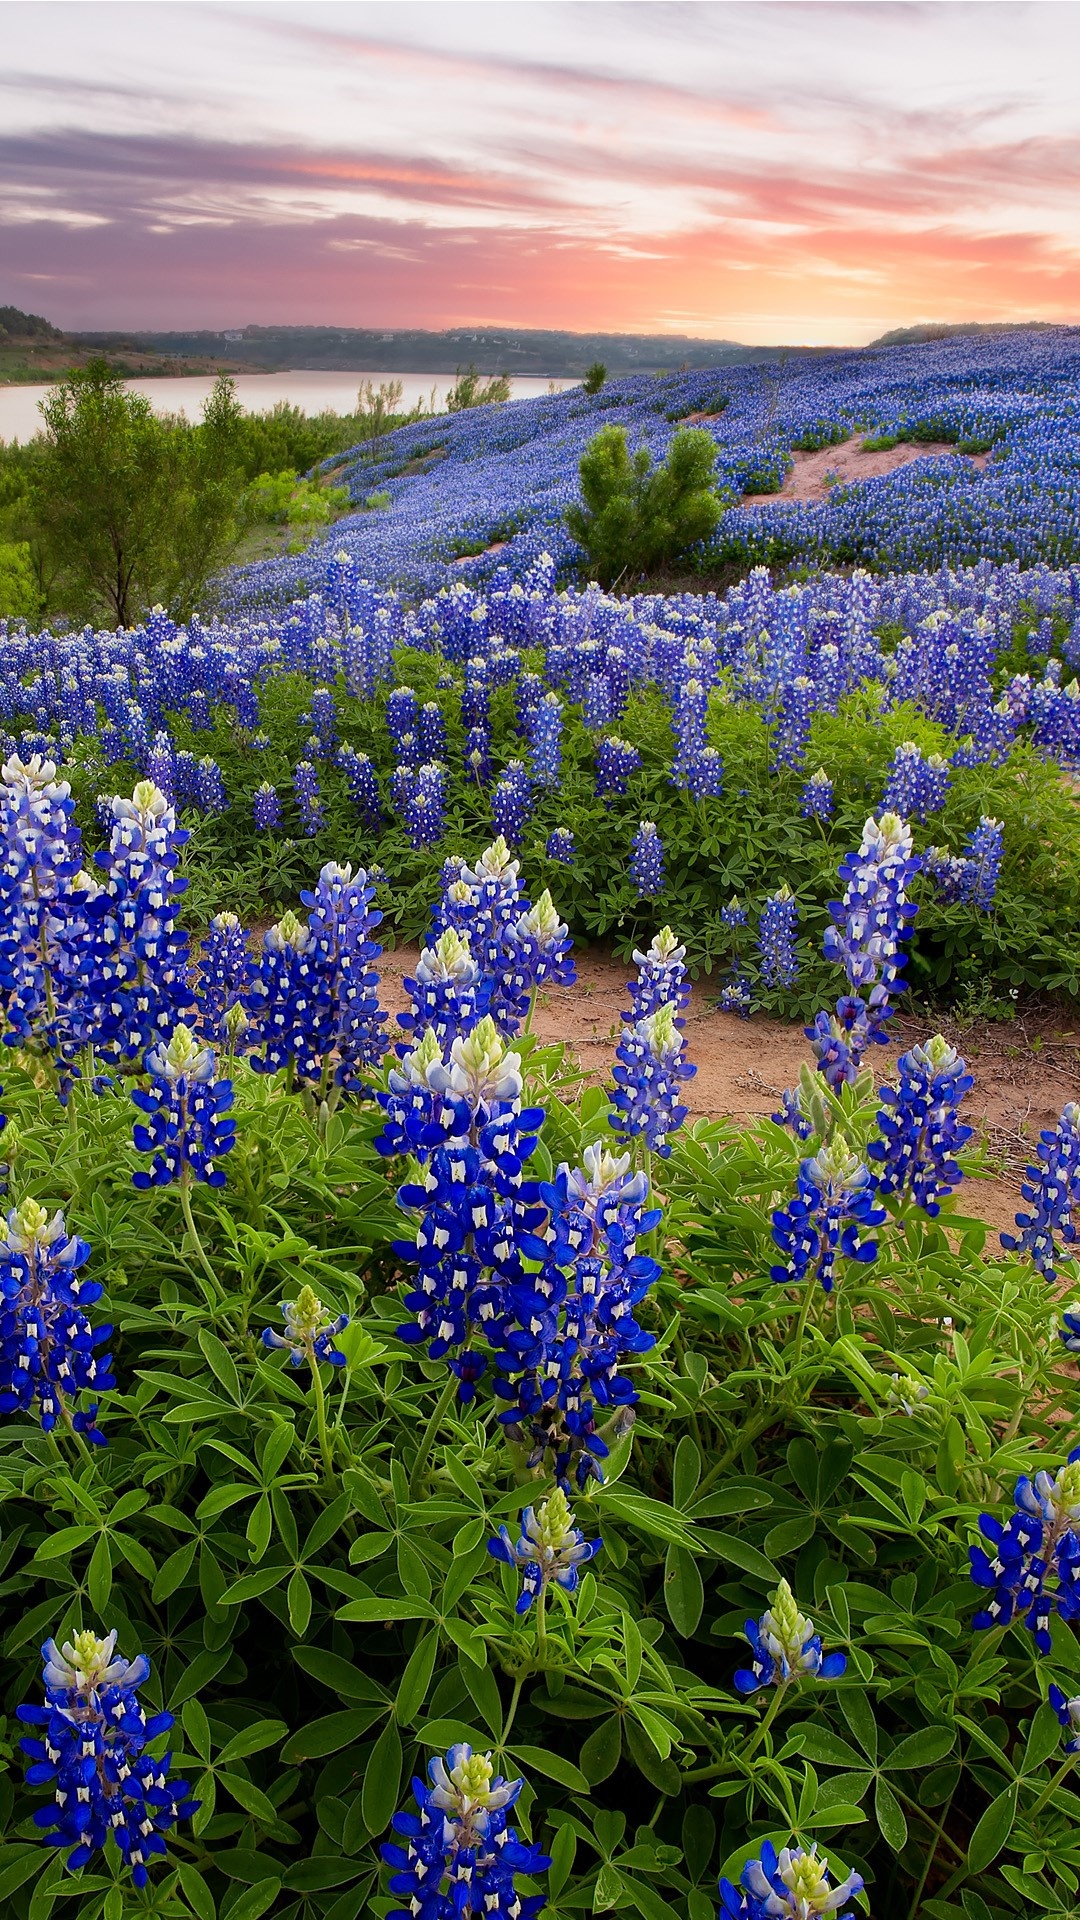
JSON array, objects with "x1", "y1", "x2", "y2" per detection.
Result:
[
  {"x1": 741, "y1": 434, "x2": 991, "y2": 505},
  {"x1": 376, "y1": 944, "x2": 1076, "y2": 1239}
]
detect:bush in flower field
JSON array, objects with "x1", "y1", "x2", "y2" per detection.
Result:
[{"x1": 1, "y1": 739, "x2": 1080, "y2": 1918}]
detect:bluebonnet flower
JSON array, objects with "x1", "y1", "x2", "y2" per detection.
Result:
[
  {"x1": 465, "y1": 724, "x2": 492, "y2": 786},
  {"x1": 1001, "y1": 1102, "x2": 1080, "y2": 1282},
  {"x1": 399, "y1": 929, "x2": 489, "y2": 1053},
  {"x1": 595, "y1": 735, "x2": 641, "y2": 804},
  {"x1": 337, "y1": 745, "x2": 383, "y2": 826},
  {"x1": 961, "y1": 814, "x2": 1004, "y2": 909},
  {"x1": 381, "y1": 1745, "x2": 550, "y2": 1920},
  {"x1": 491, "y1": 763, "x2": 531, "y2": 844},
  {"x1": 630, "y1": 821, "x2": 665, "y2": 897},
  {"x1": 771, "y1": 1140, "x2": 884, "y2": 1294},
  {"x1": 419, "y1": 701, "x2": 447, "y2": 762},
  {"x1": 308, "y1": 686, "x2": 338, "y2": 753},
  {"x1": 194, "y1": 756, "x2": 226, "y2": 814},
  {"x1": 382, "y1": 1018, "x2": 546, "y2": 1399},
  {"x1": 131, "y1": 1026, "x2": 235, "y2": 1190},
  {"x1": 810, "y1": 811, "x2": 921, "y2": 1085},
  {"x1": 1049, "y1": 1684, "x2": 1080, "y2": 1754},
  {"x1": 495, "y1": 1142, "x2": 660, "y2": 1488},
  {"x1": 546, "y1": 827, "x2": 575, "y2": 864},
  {"x1": 970, "y1": 1450, "x2": 1080, "y2": 1653},
  {"x1": 882, "y1": 739, "x2": 950, "y2": 820},
  {"x1": 488, "y1": 1487, "x2": 602, "y2": 1612},
  {"x1": 145, "y1": 731, "x2": 175, "y2": 802},
  {"x1": 17, "y1": 1629, "x2": 197, "y2": 1887},
  {"x1": 293, "y1": 760, "x2": 324, "y2": 836},
  {"x1": 772, "y1": 674, "x2": 816, "y2": 772},
  {"x1": 0, "y1": 1198, "x2": 112, "y2": 1441},
  {"x1": 721, "y1": 897, "x2": 748, "y2": 930},
  {"x1": 719, "y1": 1843, "x2": 863, "y2": 1920},
  {"x1": 246, "y1": 910, "x2": 331, "y2": 1084},
  {"x1": 719, "y1": 968, "x2": 752, "y2": 1016},
  {"x1": 583, "y1": 670, "x2": 613, "y2": 731},
  {"x1": 262, "y1": 1283, "x2": 349, "y2": 1366},
  {"x1": 253, "y1": 781, "x2": 281, "y2": 829},
  {"x1": 686, "y1": 745, "x2": 725, "y2": 800},
  {"x1": 757, "y1": 886, "x2": 800, "y2": 991},
  {"x1": 923, "y1": 843, "x2": 969, "y2": 902},
  {"x1": 302, "y1": 860, "x2": 387, "y2": 1090},
  {"x1": 868, "y1": 1036, "x2": 974, "y2": 1215},
  {"x1": 0, "y1": 753, "x2": 85, "y2": 1055},
  {"x1": 625, "y1": 926, "x2": 691, "y2": 1023},
  {"x1": 734, "y1": 1578, "x2": 846, "y2": 1694},
  {"x1": 497, "y1": 891, "x2": 576, "y2": 1031},
  {"x1": 672, "y1": 678, "x2": 708, "y2": 787},
  {"x1": 385, "y1": 685, "x2": 420, "y2": 749},
  {"x1": 404, "y1": 761, "x2": 447, "y2": 850},
  {"x1": 198, "y1": 912, "x2": 253, "y2": 1045},
  {"x1": 610, "y1": 1002, "x2": 696, "y2": 1157},
  {"x1": 527, "y1": 690, "x2": 562, "y2": 786},
  {"x1": 68, "y1": 781, "x2": 195, "y2": 1076},
  {"x1": 800, "y1": 767, "x2": 834, "y2": 819},
  {"x1": 1060, "y1": 1304, "x2": 1080, "y2": 1354}
]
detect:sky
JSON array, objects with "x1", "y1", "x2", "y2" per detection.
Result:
[{"x1": 2, "y1": 0, "x2": 1080, "y2": 346}]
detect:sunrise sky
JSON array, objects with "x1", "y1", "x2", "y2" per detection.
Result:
[{"x1": 2, "y1": 0, "x2": 1079, "y2": 346}]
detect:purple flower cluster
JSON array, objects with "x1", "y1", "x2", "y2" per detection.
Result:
[
  {"x1": 971, "y1": 1451, "x2": 1080, "y2": 1654},
  {"x1": 868, "y1": 1036, "x2": 974, "y2": 1216}
]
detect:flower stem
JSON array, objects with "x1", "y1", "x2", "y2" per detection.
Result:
[
  {"x1": 1026, "y1": 1750, "x2": 1079, "y2": 1822},
  {"x1": 408, "y1": 1371, "x2": 458, "y2": 1502},
  {"x1": 740, "y1": 1681, "x2": 788, "y2": 1767},
  {"x1": 790, "y1": 1272, "x2": 818, "y2": 1370},
  {"x1": 179, "y1": 1180, "x2": 221, "y2": 1296},
  {"x1": 501, "y1": 1674, "x2": 525, "y2": 1748},
  {"x1": 309, "y1": 1355, "x2": 336, "y2": 1483}
]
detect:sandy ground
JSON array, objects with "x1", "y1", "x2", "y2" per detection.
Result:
[
  {"x1": 376, "y1": 943, "x2": 1076, "y2": 1238},
  {"x1": 742, "y1": 434, "x2": 991, "y2": 504}
]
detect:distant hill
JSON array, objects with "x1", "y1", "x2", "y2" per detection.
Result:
[
  {"x1": 869, "y1": 320, "x2": 1072, "y2": 348},
  {"x1": 70, "y1": 324, "x2": 839, "y2": 377},
  {"x1": 0, "y1": 306, "x2": 64, "y2": 342}
]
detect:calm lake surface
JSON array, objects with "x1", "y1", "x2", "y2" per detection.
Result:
[{"x1": 0, "y1": 369, "x2": 569, "y2": 444}]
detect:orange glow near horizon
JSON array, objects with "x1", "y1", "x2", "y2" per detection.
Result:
[{"x1": 2, "y1": 2, "x2": 1079, "y2": 344}]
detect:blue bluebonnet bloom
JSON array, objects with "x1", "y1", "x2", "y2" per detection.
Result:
[
  {"x1": 546, "y1": 827, "x2": 575, "y2": 864},
  {"x1": 810, "y1": 811, "x2": 921, "y2": 1086},
  {"x1": 293, "y1": 760, "x2": 324, "y2": 836},
  {"x1": 527, "y1": 691, "x2": 562, "y2": 786},
  {"x1": 385, "y1": 685, "x2": 420, "y2": 749},
  {"x1": 719, "y1": 1843, "x2": 863, "y2": 1920},
  {"x1": 961, "y1": 814, "x2": 1004, "y2": 909},
  {"x1": 17, "y1": 1629, "x2": 197, "y2": 1887},
  {"x1": 131, "y1": 1026, "x2": 236, "y2": 1190},
  {"x1": 145, "y1": 731, "x2": 175, "y2": 802},
  {"x1": 262, "y1": 1283, "x2": 349, "y2": 1366},
  {"x1": 0, "y1": 753, "x2": 85, "y2": 1057},
  {"x1": 0, "y1": 1199, "x2": 112, "y2": 1441},
  {"x1": 246, "y1": 910, "x2": 330, "y2": 1084},
  {"x1": 610, "y1": 1002, "x2": 696, "y2": 1157},
  {"x1": 253, "y1": 781, "x2": 281, "y2": 830},
  {"x1": 382, "y1": 1745, "x2": 550, "y2": 1920},
  {"x1": 491, "y1": 763, "x2": 532, "y2": 844},
  {"x1": 1001, "y1": 1101, "x2": 1080, "y2": 1282},
  {"x1": 198, "y1": 912, "x2": 253, "y2": 1045},
  {"x1": 719, "y1": 969, "x2": 753, "y2": 1016},
  {"x1": 494, "y1": 1142, "x2": 660, "y2": 1488},
  {"x1": 868, "y1": 1036, "x2": 974, "y2": 1216},
  {"x1": 800, "y1": 767, "x2": 834, "y2": 819},
  {"x1": 380, "y1": 1018, "x2": 546, "y2": 1400},
  {"x1": 721, "y1": 897, "x2": 748, "y2": 930},
  {"x1": 595, "y1": 735, "x2": 641, "y2": 804},
  {"x1": 672, "y1": 678, "x2": 708, "y2": 787},
  {"x1": 1059, "y1": 1304, "x2": 1080, "y2": 1354},
  {"x1": 734, "y1": 1578, "x2": 846, "y2": 1694},
  {"x1": 771, "y1": 1140, "x2": 884, "y2": 1294},
  {"x1": 404, "y1": 761, "x2": 447, "y2": 850},
  {"x1": 399, "y1": 929, "x2": 489, "y2": 1053},
  {"x1": 630, "y1": 821, "x2": 665, "y2": 897},
  {"x1": 923, "y1": 843, "x2": 969, "y2": 902},
  {"x1": 247, "y1": 865, "x2": 386, "y2": 1094},
  {"x1": 882, "y1": 739, "x2": 950, "y2": 820},
  {"x1": 337, "y1": 745, "x2": 383, "y2": 825},
  {"x1": 465, "y1": 724, "x2": 492, "y2": 786},
  {"x1": 626, "y1": 926, "x2": 691, "y2": 1023},
  {"x1": 194, "y1": 757, "x2": 226, "y2": 814},
  {"x1": 970, "y1": 1451, "x2": 1080, "y2": 1653},
  {"x1": 488, "y1": 1487, "x2": 602, "y2": 1612},
  {"x1": 498, "y1": 891, "x2": 576, "y2": 1031},
  {"x1": 306, "y1": 687, "x2": 338, "y2": 754},
  {"x1": 1049, "y1": 1684, "x2": 1080, "y2": 1754},
  {"x1": 686, "y1": 746, "x2": 725, "y2": 800},
  {"x1": 757, "y1": 886, "x2": 800, "y2": 991}
]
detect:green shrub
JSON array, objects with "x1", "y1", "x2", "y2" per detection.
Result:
[
  {"x1": 564, "y1": 425, "x2": 726, "y2": 588},
  {"x1": 445, "y1": 366, "x2": 512, "y2": 411},
  {"x1": 582, "y1": 361, "x2": 607, "y2": 395},
  {"x1": 0, "y1": 539, "x2": 41, "y2": 621}
]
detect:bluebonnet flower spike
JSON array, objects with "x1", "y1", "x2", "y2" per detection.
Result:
[
  {"x1": 734, "y1": 1577, "x2": 846, "y2": 1695},
  {"x1": 262, "y1": 1283, "x2": 349, "y2": 1367},
  {"x1": 382, "y1": 1744, "x2": 550, "y2": 1920},
  {"x1": 970, "y1": 1448, "x2": 1080, "y2": 1654},
  {"x1": 17, "y1": 1627, "x2": 197, "y2": 1886},
  {"x1": 488, "y1": 1487, "x2": 602, "y2": 1612},
  {"x1": 720, "y1": 1841, "x2": 863, "y2": 1920}
]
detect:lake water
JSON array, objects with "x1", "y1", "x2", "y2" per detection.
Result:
[{"x1": 0, "y1": 369, "x2": 569, "y2": 444}]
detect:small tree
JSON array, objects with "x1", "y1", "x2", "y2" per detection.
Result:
[
  {"x1": 445, "y1": 365, "x2": 512, "y2": 411},
  {"x1": 564, "y1": 424, "x2": 725, "y2": 588},
  {"x1": 356, "y1": 378, "x2": 405, "y2": 454},
  {"x1": 582, "y1": 361, "x2": 607, "y2": 395}
]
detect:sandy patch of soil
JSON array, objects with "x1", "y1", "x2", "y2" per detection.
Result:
[
  {"x1": 451, "y1": 541, "x2": 508, "y2": 567},
  {"x1": 376, "y1": 943, "x2": 1076, "y2": 1239},
  {"x1": 742, "y1": 435, "x2": 991, "y2": 506},
  {"x1": 678, "y1": 410, "x2": 727, "y2": 425}
]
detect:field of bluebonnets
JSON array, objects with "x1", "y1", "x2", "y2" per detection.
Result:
[{"x1": 4, "y1": 327, "x2": 1080, "y2": 1920}]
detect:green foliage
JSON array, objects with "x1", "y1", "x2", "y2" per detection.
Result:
[
  {"x1": 247, "y1": 473, "x2": 350, "y2": 550},
  {"x1": 582, "y1": 362, "x2": 607, "y2": 396},
  {"x1": 30, "y1": 365, "x2": 248, "y2": 625},
  {"x1": 564, "y1": 425, "x2": 726, "y2": 588},
  {"x1": 0, "y1": 306, "x2": 62, "y2": 341},
  {"x1": 0, "y1": 997, "x2": 1078, "y2": 1916},
  {"x1": 0, "y1": 541, "x2": 41, "y2": 622},
  {"x1": 791, "y1": 421, "x2": 849, "y2": 453},
  {"x1": 445, "y1": 366, "x2": 512, "y2": 411}
]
